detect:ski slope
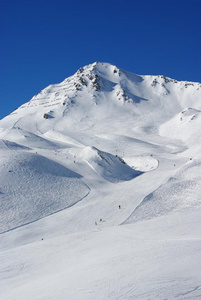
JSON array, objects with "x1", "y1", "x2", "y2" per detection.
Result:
[{"x1": 0, "y1": 62, "x2": 201, "y2": 299}]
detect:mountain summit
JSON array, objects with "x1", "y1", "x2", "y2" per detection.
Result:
[{"x1": 1, "y1": 62, "x2": 201, "y2": 139}]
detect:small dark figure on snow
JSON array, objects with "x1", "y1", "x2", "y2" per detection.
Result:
[
  {"x1": 100, "y1": 218, "x2": 102, "y2": 222},
  {"x1": 119, "y1": 205, "x2": 121, "y2": 209},
  {"x1": 95, "y1": 221, "x2": 97, "y2": 226}
]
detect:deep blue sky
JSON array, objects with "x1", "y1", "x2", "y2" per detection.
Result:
[{"x1": 1, "y1": 0, "x2": 201, "y2": 119}]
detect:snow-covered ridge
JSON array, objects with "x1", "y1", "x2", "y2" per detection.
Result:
[
  {"x1": 69, "y1": 145, "x2": 142, "y2": 182},
  {"x1": 0, "y1": 61, "x2": 200, "y2": 142},
  {"x1": 2, "y1": 62, "x2": 201, "y2": 122}
]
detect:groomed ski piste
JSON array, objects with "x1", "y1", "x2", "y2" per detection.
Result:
[{"x1": 0, "y1": 62, "x2": 201, "y2": 299}]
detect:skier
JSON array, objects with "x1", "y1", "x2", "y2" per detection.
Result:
[{"x1": 119, "y1": 205, "x2": 121, "y2": 209}]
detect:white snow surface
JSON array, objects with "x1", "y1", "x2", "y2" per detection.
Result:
[{"x1": 0, "y1": 62, "x2": 201, "y2": 299}]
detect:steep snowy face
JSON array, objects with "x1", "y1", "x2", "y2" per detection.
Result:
[
  {"x1": 1, "y1": 62, "x2": 201, "y2": 138},
  {"x1": 0, "y1": 62, "x2": 138, "y2": 135}
]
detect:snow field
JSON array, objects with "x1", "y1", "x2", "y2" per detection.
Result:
[{"x1": 1, "y1": 62, "x2": 201, "y2": 299}]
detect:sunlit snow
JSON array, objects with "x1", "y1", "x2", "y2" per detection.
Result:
[{"x1": 0, "y1": 62, "x2": 201, "y2": 300}]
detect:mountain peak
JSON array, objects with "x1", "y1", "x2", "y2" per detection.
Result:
[
  {"x1": 74, "y1": 62, "x2": 122, "y2": 86},
  {"x1": 1, "y1": 62, "x2": 201, "y2": 139}
]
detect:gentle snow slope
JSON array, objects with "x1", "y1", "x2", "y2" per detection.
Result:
[{"x1": 0, "y1": 146, "x2": 89, "y2": 233}]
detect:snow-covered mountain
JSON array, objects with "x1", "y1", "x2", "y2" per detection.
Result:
[
  {"x1": 1, "y1": 62, "x2": 201, "y2": 300},
  {"x1": 1, "y1": 62, "x2": 201, "y2": 136}
]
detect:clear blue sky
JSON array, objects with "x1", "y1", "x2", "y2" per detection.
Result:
[{"x1": 1, "y1": 0, "x2": 201, "y2": 119}]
